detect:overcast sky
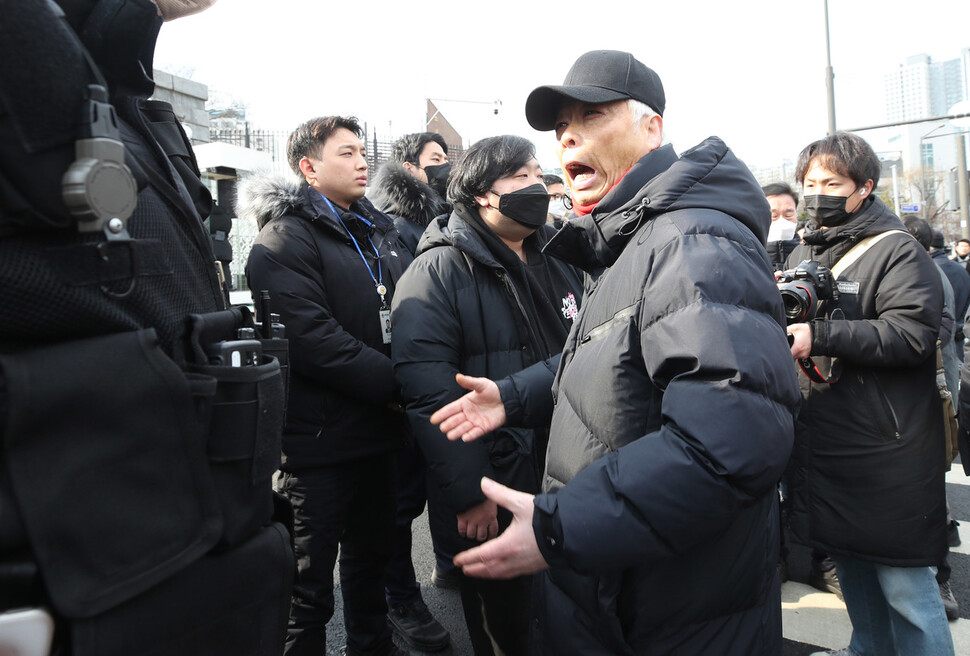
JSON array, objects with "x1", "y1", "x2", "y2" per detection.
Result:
[{"x1": 155, "y1": 0, "x2": 970, "y2": 172}]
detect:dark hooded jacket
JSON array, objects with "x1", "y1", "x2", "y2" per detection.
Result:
[
  {"x1": 785, "y1": 197, "x2": 947, "y2": 566},
  {"x1": 391, "y1": 205, "x2": 582, "y2": 554},
  {"x1": 241, "y1": 174, "x2": 412, "y2": 469},
  {"x1": 931, "y1": 248, "x2": 970, "y2": 341},
  {"x1": 525, "y1": 138, "x2": 800, "y2": 655},
  {"x1": 368, "y1": 161, "x2": 449, "y2": 256}
]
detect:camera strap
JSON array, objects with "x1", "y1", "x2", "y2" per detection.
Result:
[{"x1": 799, "y1": 229, "x2": 910, "y2": 384}]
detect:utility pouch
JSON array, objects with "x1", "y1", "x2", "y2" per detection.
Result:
[
  {"x1": 0, "y1": 329, "x2": 222, "y2": 619},
  {"x1": 187, "y1": 305, "x2": 289, "y2": 400},
  {"x1": 68, "y1": 522, "x2": 294, "y2": 656},
  {"x1": 187, "y1": 308, "x2": 285, "y2": 549}
]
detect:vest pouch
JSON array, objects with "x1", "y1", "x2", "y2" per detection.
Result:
[
  {"x1": 0, "y1": 329, "x2": 222, "y2": 619},
  {"x1": 260, "y1": 337, "x2": 290, "y2": 414},
  {"x1": 189, "y1": 355, "x2": 284, "y2": 549},
  {"x1": 68, "y1": 522, "x2": 294, "y2": 656}
]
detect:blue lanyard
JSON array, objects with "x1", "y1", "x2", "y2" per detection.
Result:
[{"x1": 320, "y1": 194, "x2": 386, "y2": 302}]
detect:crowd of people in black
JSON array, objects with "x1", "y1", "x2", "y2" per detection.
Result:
[{"x1": 1, "y1": 2, "x2": 967, "y2": 656}]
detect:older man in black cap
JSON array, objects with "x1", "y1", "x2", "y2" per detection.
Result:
[{"x1": 431, "y1": 50, "x2": 800, "y2": 655}]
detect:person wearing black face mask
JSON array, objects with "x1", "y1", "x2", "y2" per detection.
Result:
[
  {"x1": 422, "y1": 161, "x2": 452, "y2": 197},
  {"x1": 783, "y1": 132, "x2": 953, "y2": 656},
  {"x1": 486, "y1": 182, "x2": 552, "y2": 229},
  {"x1": 370, "y1": 132, "x2": 452, "y2": 257},
  {"x1": 389, "y1": 135, "x2": 583, "y2": 656}
]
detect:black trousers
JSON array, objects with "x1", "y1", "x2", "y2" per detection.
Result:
[
  {"x1": 384, "y1": 444, "x2": 457, "y2": 607},
  {"x1": 280, "y1": 453, "x2": 396, "y2": 656},
  {"x1": 459, "y1": 574, "x2": 532, "y2": 656}
]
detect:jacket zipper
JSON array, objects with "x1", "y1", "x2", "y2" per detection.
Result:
[
  {"x1": 495, "y1": 270, "x2": 546, "y2": 359},
  {"x1": 868, "y1": 373, "x2": 901, "y2": 439}
]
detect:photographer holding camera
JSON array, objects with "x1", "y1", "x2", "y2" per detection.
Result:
[{"x1": 784, "y1": 133, "x2": 953, "y2": 656}]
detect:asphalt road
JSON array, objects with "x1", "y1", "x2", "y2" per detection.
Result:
[{"x1": 322, "y1": 461, "x2": 970, "y2": 655}]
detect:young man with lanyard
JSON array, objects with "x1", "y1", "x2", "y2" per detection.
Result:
[{"x1": 243, "y1": 116, "x2": 411, "y2": 656}]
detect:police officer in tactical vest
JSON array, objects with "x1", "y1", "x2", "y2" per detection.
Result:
[{"x1": 0, "y1": 2, "x2": 293, "y2": 654}]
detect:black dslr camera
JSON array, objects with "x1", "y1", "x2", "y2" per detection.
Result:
[{"x1": 776, "y1": 260, "x2": 838, "y2": 324}]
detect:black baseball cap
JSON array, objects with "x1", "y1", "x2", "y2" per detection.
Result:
[{"x1": 525, "y1": 50, "x2": 666, "y2": 131}]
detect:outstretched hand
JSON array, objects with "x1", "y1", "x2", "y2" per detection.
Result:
[
  {"x1": 430, "y1": 374, "x2": 507, "y2": 442},
  {"x1": 453, "y1": 478, "x2": 548, "y2": 579}
]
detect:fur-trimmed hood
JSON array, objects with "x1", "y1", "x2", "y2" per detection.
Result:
[
  {"x1": 368, "y1": 161, "x2": 449, "y2": 228},
  {"x1": 236, "y1": 172, "x2": 307, "y2": 230}
]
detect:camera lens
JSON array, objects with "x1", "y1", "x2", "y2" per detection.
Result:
[{"x1": 779, "y1": 284, "x2": 813, "y2": 324}]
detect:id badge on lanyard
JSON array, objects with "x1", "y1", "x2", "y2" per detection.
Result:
[
  {"x1": 323, "y1": 194, "x2": 393, "y2": 345},
  {"x1": 380, "y1": 307, "x2": 392, "y2": 344}
]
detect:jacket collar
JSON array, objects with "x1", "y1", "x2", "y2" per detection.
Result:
[
  {"x1": 304, "y1": 183, "x2": 394, "y2": 237},
  {"x1": 418, "y1": 202, "x2": 551, "y2": 271},
  {"x1": 368, "y1": 160, "x2": 449, "y2": 227},
  {"x1": 802, "y1": 197, "x2": 905, "y2": 250},
  {"x1": 544, "y1": 145, "x2": 678, "y2": 271}
]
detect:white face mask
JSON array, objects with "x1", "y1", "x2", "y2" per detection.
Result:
[
  {"x1": 548, "y1": 197, "x2": 569, "y2": 219},
  {"x1": 767, "y1": 218, "x2": 797, "y2": 242},
  {"x1": 152, "y1": 0, "x2": 218, "y2": 21}
]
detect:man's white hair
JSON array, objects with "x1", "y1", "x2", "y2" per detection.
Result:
[
  {"x1": 628, "y1": 99, "x2": 664, "y2": 142},
  {"x1": 628, "y1": 99, "x2": 657, "y2": 124}
]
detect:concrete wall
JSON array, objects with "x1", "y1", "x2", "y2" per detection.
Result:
[{"x1": 151, "y1": 69, "x2": 210, "y2": 143}]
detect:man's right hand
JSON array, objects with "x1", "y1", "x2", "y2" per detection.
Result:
[{"x1": 430, "y1": 373, "x2": 506, "y2": 442}]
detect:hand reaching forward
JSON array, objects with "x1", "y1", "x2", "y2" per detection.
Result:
[
  {"x1": 453, "y1": 478, "x2": 549, "y2": 580},
  {"x1": 430, "y1": 373, "x2": 507, "y2": 442}
]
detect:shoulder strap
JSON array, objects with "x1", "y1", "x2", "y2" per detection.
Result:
[
  {"x1": 831, "y1": 229, "x2": 910, "y2": 278},
  {"x1": 800, "y1": 229, "x2": 911, "y2": 385}
]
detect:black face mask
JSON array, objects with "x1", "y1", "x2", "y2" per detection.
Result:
[
  {"x1": 803, "y1": 192, "x2": 859, "y2": 227},
  {"x1": 489, "y1": 183, "x2": 550, "y2": 228},
  {"x1": 423, "y1": 162, "x2": 451, "y2": 196}
]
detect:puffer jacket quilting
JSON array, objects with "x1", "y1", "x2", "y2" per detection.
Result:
[{"x1": 532, "y1": 138, "x2": 800, "y2": 655}]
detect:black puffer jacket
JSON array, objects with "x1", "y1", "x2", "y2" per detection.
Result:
[
  {"x1": 391, "y1": 205, "x2": 582, "y2": 554},
  {"x1": 530, "y1": 139, "x2": 800, "y2": 655},
  {"x1": 368, "y1": 161, "x2": 449, "y2": 256},
  {"x1": 932, "y1": 249, "x2": 970, "y2": 340},
  {"x1": 785, "y1": 197, "x2": 947, "y2": 566},
  {"x1": 767, "y1": 237, "x2": 800, "y2": 271},
  {"x1": 241, "y1": 174, "x2": 412, "y2": 469}
]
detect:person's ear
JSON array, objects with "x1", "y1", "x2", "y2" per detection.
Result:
[
  {"x1": 644, "y1": 114, "x2": 663, "y2": 149},
  {"x1": 299, "y1": 157, "x2": 316, "y2": 180}
]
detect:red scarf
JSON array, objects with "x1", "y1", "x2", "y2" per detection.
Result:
[{"x1": 571, "y1": 167, "x2": 633, "y2": 216}]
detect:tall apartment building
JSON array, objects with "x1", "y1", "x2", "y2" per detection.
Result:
[
  {"x1": 878, "y1": 48, "x2": 968, "y2": 216},
  {"x1": 884, "y1": 49, "x2": 969, "y2": 122}
]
